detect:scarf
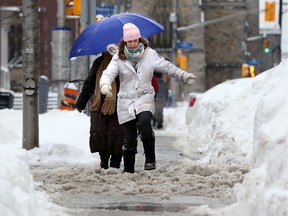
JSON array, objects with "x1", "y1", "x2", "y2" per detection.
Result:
[
  {"x1": 124, "y1": 43, "x2": 144, "y2": 65},
  {"x1": 90, "y1": 54, "x2": 117, "y2": 115}
]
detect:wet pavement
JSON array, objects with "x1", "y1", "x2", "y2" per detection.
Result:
[{"x1": 58, "y1": 192, "x2": 224, "y2": 216}]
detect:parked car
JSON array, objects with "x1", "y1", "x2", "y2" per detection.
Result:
[{"x1": 185, "y1": 92, "x2": 203, "y2": 125}]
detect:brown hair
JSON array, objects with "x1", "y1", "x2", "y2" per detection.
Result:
[{"x1": 118, "y1": 37, "x2": 149, "y2": 61}]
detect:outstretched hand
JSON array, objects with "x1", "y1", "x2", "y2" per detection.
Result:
[{"x1": 182, "y1": 72, "x2": 196, "y2": 85}]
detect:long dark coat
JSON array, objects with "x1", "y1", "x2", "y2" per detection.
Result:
[{"x1": 75, "y1": 55, "x2": 124, "y2": 156}]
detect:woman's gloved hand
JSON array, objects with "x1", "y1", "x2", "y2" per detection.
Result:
[
  {"x1": 101, "y1": 83, "x2": 112, "y2": 97},
  {"x1": 181, "y1": 72, "x2": 196, "y2": 85}
]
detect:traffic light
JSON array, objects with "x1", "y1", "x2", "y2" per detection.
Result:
[
  {"x1": 179, "y1": 55, "x2": 187, "y2": 70},
  {"x1": 73, "y1": 0, "x2": 81, "y2": 15},
  {"x1": 241, "y1": 63, "x2": 256, "y2": 78},
  {"x1": 249, "y1": 65, "x2": 255, "y2": 78},
  {"x1": 241, "y1": 63, "x2": 249, "y2": 77},
  {"x1": 65, "y1": 0, "x2": 81, "y2": 16},
  {"x1": 263, "y1": 39, "x2": 270, "y2": 53},
  {"x1": 126, "y1": 0, "x2": 132, "y2": 9},
  {"x1": 176, "y1": 50, "x2": 188, "y2": 70}
]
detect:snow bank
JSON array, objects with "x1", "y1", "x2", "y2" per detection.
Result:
[
  {"x1": 231, "y1": 60, "x2": 287, "y2": 216},
  {"x1": 187, "y1": 60, "x2": 287, "y2": 215},
  {"x1": 0, "y1": 156, "x2": 40, "y2": 216}
]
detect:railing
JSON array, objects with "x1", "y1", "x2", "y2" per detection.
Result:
[{"x1": 13, "y1": 92, "x2": 58, "y2": 111}]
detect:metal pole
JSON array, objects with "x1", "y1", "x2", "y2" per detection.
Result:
[
  {"x1": 89, "y1": 0, "x2": 96, "y2": 24},
  {"x1": 89, "y1": 0, "x2": 96, "y2": 66},
  {"x1": 0, "y1": 9, "x2": 2, "y2": 88},
  {"x1": 281, "y1": 0, "x2": 288, "y2": 60},
  {"x1": 80, "y1": 0, "x2": 95, "y2": 115},
  {"x1": 177, "y1": 10, "x2": 257, "y2": 32},
  {"x1": 57, "y1": 0, "x2": 66, "y2": 27},
  {"x1": 22, "y1": 0, "x2": 39, "y2": 150},
  {"x1": 171, "y1": 0, "x2": 177, "y2": 64},
  {"x1": 81, "y1": 0, "x2": 89, "y2": 30},
  {"x1": 57, "y1": 0, "x2": 66, "y2": 106},
  {"x1": 170, "y1": 0, "x2": 179, "y2": 104},
  {"x1": 80, "y1": 0, "x2": 90, "y2": 72}
]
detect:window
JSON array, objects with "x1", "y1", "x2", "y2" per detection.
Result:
[
  {"x1": 8, "y1": 24, "x2": 22, "y2": 61},
  {"x1": 148, "y1": 0, "x2": 172, "y2": 48}
]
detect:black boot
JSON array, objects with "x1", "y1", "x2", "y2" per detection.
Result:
[
  {"x1": 142, "y1": 136, "x2": 156, "y2": 170},
  {"x1": 110, "y1": 155, "x2": 122, "y2": 169},
  {"x1": 99, "y1": 153, "x2": 109, "y2": 169},
  {"x1": 123, "y1": 148, "x2": 136, "y2": 173}
]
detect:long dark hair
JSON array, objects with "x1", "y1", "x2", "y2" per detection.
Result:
[{"x1": 118, "y1": 38, "x2": 149, "y2": 61}]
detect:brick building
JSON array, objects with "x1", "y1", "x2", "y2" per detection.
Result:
[{"x1": 0, "y1": 0, "x2": 281, "y2": 97}]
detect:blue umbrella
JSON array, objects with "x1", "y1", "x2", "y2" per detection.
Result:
[{"x1": 69, "y1": 13, "x2": 164, "y2": 58}]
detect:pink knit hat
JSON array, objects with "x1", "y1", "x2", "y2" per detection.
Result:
[{"x1": 123, "y1": 23, "x2": 141, "y2": 41}]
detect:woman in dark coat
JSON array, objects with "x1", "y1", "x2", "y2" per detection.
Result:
[{"x1": 75, "y1": 45, "x2": 125, "y2": 169}]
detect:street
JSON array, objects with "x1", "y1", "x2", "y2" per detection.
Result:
[{"x1": 30, "y1": 135, "x2": 246, "y2": 216}]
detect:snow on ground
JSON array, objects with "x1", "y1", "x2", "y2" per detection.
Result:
[
  {"x1": 0, "y1": 59, "x2": 287, "y2": 216},
  {"x1": 185, "y1": 59, "x2": 288, "y2": 215}
]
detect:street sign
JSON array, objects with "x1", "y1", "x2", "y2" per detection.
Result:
[
  {"x1": 265, "y1": 1, "x2": 276, "y2": 22},
  {"x1": 259, "y1": 0, "x2": 281, "y2": 34},
  {"x1": 247, "y1": 59, "x2": 261, "y2": 65},
  {"x1": 96, "y1": 5, "x2": 114, "y2": 17},
  {"x1": 177, "y1": 42, "x2": 193, "y2": 49}
]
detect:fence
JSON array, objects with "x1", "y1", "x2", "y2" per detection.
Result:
[{"x1": 13, "y1": 92, "x2": 58, "y2": 111}]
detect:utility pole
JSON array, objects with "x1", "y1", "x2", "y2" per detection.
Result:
[
  {"x1": 51, "y1": 0, "x2": 71, "y2": 106},
  {"x1": 79, "y1": 0, "x2": 96, "y2": 69},
  {"x1": 170, "y1": 0, "x2": 179, "y2": 104},
  {"x1": 80, "y1": 0, "x2": 90, "y2": 75},
  {"x1": 281, "y1": 0, "x2": 288, "y2": 60},
  {"x1": 78, "y1": 0, "x2": 96, "y2": 115},
  {"x1": 0, "y1": 8, "x2": 2, "y2": 87},
  {"x1": 22, "y1": 0, "x2": 39, "y2": 150}
]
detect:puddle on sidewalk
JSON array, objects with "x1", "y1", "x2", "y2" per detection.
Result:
[
  {"x1": 57, "y1": 193, "x2": 225, "y2": 215},
  {"x1": 87, "y1": 202, "x2": 191, "y2": 213}
]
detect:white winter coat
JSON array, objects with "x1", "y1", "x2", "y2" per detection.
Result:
[{"x1": 100, "y1": 47, "x2": 185, "y2": 125}]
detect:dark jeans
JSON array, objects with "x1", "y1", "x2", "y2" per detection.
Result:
[{"x1": 122, "y1": 111, "x2": 153, "y2": 151}]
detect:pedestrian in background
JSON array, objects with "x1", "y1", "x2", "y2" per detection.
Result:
[
  {"x1": 100, "y1": 23, "x2": 196, "y2": 173},
  {"x1": 75, "y1": 44, "x2": 125, "y2": 169},
  {"x1": 153, "y1": 72, "x2": 168, "y2": 129}
]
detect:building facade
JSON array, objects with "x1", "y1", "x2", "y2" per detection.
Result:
[{"x1": 0, "y1": 0, "x2": 282, "y2": 98}]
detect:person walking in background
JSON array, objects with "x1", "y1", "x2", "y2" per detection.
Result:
[
  {"x1": 153, "y1": 72, "x2": 168, "y2": 129},
  {"x1": 75, "y1": 44, "x2": 125, "y2": 169},
  {"x1": 100, "y1": 23, "x2": 196, "y2": 173},
  {"x1": 151, "y1": 74, "x2": 159, "y2": 95}
]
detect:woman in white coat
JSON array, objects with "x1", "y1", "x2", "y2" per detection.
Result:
[{"x1": 100, "y1": 23, "x2": 196, "y2": 173}]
